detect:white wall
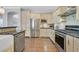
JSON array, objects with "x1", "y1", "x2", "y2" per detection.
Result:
[
  {"x1": 0, "y1": 16, "x2": 3, "y2": 27},
  {"x1": 21, "y1": 10, "x2": 31, "y2": 36}
]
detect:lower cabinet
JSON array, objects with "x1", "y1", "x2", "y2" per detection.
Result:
[
  {"x1": 74, "y1": 37, "x2": 79, "y2": 52},
  {"x1": 66, "y1": 35, "x2": 79, "y2": 52},
  {"x1": 40, "y1": 28, "x2": 55, "y2": 43},
  {"x1": 40, "y1": 29, "x2": 47, "y2": 37},
  {"x1": 49, "y1": 30, "x2": 55, "y2": 43},
  {"x1": 66, "y1": 35, "x2": 74, "y2": 52}
]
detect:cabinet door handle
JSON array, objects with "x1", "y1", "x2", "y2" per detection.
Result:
[
  {"x1": 68, "y1": 40, "x2": 69, "y2": 45},
  {"x1": 77, "y1": 48, "x2": 78, "y2": 52}
]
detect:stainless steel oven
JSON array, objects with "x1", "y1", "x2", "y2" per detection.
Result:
[{"x1": 55, "y1": 31, "x2": 66, "y2": 51}]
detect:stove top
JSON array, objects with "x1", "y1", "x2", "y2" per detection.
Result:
[{"x1": 55, "y1": 29, "x2": 79, "y2": 38}]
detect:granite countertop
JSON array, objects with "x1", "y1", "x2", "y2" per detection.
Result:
[
  {"x1": 40, "y1": 27, "x2": 54, "y2": 29},
  {"x1": 55, "y1": 30, "x2": 79, "y2": 38},
  {"x1": 40, "y1": 27, "x2": 51, "y2": 29},
  {"x1": 0, "y1": 31, "x2": 25, "y2": 35},
  {"x1": 0, "y1": 26, "x2": 17, "y2": 29}
]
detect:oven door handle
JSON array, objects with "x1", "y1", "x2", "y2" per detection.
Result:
[
  {"x1": 55, "y1": 32, "x2": 66, "y2": 38},
  {"x1": 68, "y1": 40, "x2": 69, "y2": 45}
]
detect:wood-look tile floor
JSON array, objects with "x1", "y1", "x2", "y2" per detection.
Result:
[{"x1": 24, "y1": 37, "x2": 58, "y2": 52}]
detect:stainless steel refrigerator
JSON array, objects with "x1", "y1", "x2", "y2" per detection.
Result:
[{"x1": 30, "y1": 18, "x2": 40, "y2": 37}]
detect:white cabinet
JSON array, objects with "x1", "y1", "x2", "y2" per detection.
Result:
[
  {"x1": 0, "y1": 35, "x2": 14, "y2": 52},
  {"x1": 47, "y1": 19, "x2": 53, "y2": 23},
  {"x1": 40, "y1": 13, "x2": 53, "y2": 23},
  {"x1": 46, "y1": 29, "x2": 51, "y2": 37},
  {"x1": 66, "y1": 35, "x2": 74, "y2": 52},
  {"x1": 59, "y1": 6, "x2": 67, "y2": 15},
  {"x1": 53, "y1": 12, "x2": 60, "y2": 23},
  {"x1": 66, "y1": 35, "x2": 79, "y2": 52},
  {"x1": 49, "y1": 30, "x2": 55, "y2": 43},
  {"x1": 40, "y1": 29, "x2": 55, "y2": 43},
  {"x1": 53, "y1": 7, "x2": 66, "y2": 16},
  {"x1": 40, "y1": 29, "x2": 47, "y2": 37},
  {"x1": 47, "y1": 15, "x2": 53, "y2": 23},
  {"x1": 52, "y1": 13, "x2": 57, "y2": 23},
  {"x1": 74, "y1": 37, "x2": 79, "y2": 52},
  {"x1": 76, "y1": 6, "x2": 79, "y2": 22},
  {"x1": 40, "y1": 29, "x2": 50, "y2": 37},
  {"x1": 54, "y1": 7, "x2": 61, "y2": 16}
]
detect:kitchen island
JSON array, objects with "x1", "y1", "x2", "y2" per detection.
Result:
[
  {"x1": 0, "y1": 26, "x2": 16, "y2": 33},
  {"x1": 0, "y1": 27, "x2": 25, "y2": 52},
  {"x1": 0, "y1": 35, "x2": 14, "y2": 52}
]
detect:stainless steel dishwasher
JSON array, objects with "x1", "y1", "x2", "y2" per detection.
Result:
[{"x1": 14, "y1": 31, "x2": 25, "y2": 52}]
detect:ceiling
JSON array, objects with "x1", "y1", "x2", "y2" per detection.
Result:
[
  {"x1": 22, "y1": 6, "x2": 58, "y2": 13},
  {"x1": 4, "y1": 6, "x2": 58, "y2": 13}
]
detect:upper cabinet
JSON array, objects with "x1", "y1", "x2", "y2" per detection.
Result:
[
  {"x1": 52, "y1": 7, "x2": 66, "y2": 23},
  {"x1": 40, "y1": 13, "x2": 53, "y2": 23},
  {"x1": 58, "y1": 6, "x2": 76, "y2": 17},
  {"x1": 52, "y1": 13, "x2": 59, "y2": 23},
  {"x1": 59, "y1": 6, "x2": 67, "y2": 15},
  {"x1": 76, "y1": 6, "x2": 79, "y2": 22},
  {"x1": 52, "y1": 8, "x2": 60, "y2": 23},
  {"x1": 53, "y1": 6, "x2": 76, "y2": 24},
  {"x1": 53, "y1": 6, "x2": 66, "y2": 16},
  {"x1": 55, "y1": 7, "x2": 61, "y2": 16}
]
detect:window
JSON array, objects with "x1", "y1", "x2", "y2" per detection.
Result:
[{"x1": 0, "y1": 16, "x2": 3, "y2": 27}]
